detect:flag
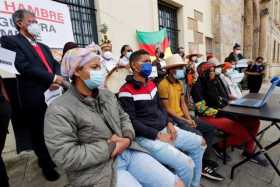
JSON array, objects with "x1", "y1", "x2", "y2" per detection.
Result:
[{"x1": 136, "y1": 29, "x2": 172, "y2": 60}]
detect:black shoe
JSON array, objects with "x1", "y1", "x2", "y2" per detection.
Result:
[
  {"x1": 242, "y1": 152, "x2": 269, "y2": 167},
  {"x1": 203, "y1": 159, "x2": 219, "y2": 169},
  {"x1": 41, "y1": 167, "x2": 60, "y2": 181},
  {"x1": 213, "y1": 145, "x2": 232, "y2": 162},
  {"x1": 202, "y1": 166, "x2": 225, "y2": 181}
]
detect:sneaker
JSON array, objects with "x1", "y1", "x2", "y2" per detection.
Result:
[
  {"x1": 41, "y1": 167, "x2": 60, "y2": 181},
  {"x1": 202, "y1": 166, "x2": 225, "y2": 181},
  {"x1": 213, "y1": 145, "x2": 232, "y2": 162},
  {"x1": 242, "y1": 152, "x2": 269, "y2": 167},
  {"x1": 203, "y1": 159, "x2": 219, "y2": 169}
]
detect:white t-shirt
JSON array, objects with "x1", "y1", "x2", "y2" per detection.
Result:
[
  {"x1": 220, "y1": 74, "x2": 242, "y2": 99},
  {"x1": 102, "y1": 57, "x2": 118, "y2": 72},
  {"x1": 119, "y1": 56, "x2": 129, "y2": 66}
]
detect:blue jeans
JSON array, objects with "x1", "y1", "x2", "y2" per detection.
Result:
[
  {"x1": 116, "y1": 149, "x2": 178, "y2": 187},
  {"x1": 136, "y1": 126, "x2": 206, "y2": 187}
]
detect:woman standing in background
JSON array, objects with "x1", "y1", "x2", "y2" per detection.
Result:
[{"x1": 246, "y1": 56, "x2": 265, "y2": 93}]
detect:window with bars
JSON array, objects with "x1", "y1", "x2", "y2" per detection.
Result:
[
  {"x1": 158, "y1": 2, "x2": 179, "y2": 53},
  {"x1": 53, "y1": 0, "x2": 98, "y2": 47}
]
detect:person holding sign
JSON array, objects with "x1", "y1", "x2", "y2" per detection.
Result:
[{"x1": 0, "y1": 9, "x2": 63, "y2": 181}]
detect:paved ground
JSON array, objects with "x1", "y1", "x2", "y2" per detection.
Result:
[{"x1": 2, "y1": 82, "x2": 280, "y2": 187}]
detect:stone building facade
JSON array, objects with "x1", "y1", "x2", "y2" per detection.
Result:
[
  {"x1": 211, "y1": 0, "x2": 244, "y2": 61},
  {"x1": 212, "y1": 0, "x2": 280, "y2": 78}
]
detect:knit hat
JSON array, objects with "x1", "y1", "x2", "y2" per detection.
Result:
[
  {"x1": 222, "y1": 62, "x2": 233, "y2": 70},
  {"x1": 197, "y1": 62, "x2": 215, "y2": 77},
  {"x1": 61, "y1": 48, "x2": 100, "y2": 79},
  {"x1": 86, "y1": 42, "x2": 102, "y2": 54}
]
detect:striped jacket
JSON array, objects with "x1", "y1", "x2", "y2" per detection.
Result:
[{"x1": 118, "y1": 75, "x2": 169, "y2": 139}]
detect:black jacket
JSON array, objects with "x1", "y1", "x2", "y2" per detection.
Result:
[
  {"x1": 191, "y1": 76, "x2": 229, "y2": 110},
  {"x1": 0, "y1": 34, "x2": 60, "y2": 109},
  {"x1": 118, "y1": 75, "x2": 169, "y2": 139}
]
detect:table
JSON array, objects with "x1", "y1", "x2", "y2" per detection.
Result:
[{"x1": 220, "y1": 93, "x2": 280, "y2": 179}]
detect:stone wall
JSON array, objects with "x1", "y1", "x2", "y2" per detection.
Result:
[{"x1": 212, "y1": 0, "x2": 244, "y2": 61}]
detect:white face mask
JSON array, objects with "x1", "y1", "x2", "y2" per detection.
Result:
[
  {"x1": 225, "y1": 68, "x2": 234, "y2": 76},
  {"x1": 215, "y1": 68, "x2": 222, "y2": 74},
  {"x1": 103, "y1": 51, "x2": 113, "y2": 60},
  {"x1": 234, "y1": 49, "x2": 241, "y2": 55},
  {"x1": 191, "y1": 56, "x2": 198, "y2": 62},
  {"x1": 126, "y1": 51, "x2": 132, "y2": 59},
  {"x1": 27, "y1": 23, "x2": 41, "y2": 37}
]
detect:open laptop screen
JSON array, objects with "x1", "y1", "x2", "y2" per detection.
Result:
[{"x1": 261, "y1": 83, "x2": 276, "y2": 105}]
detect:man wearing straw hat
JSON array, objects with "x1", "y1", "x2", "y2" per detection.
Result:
[
  {"x1": 119, "y1": 49, "x2": 206, "y2": 187},
  {"x1": 158, "y1": 54, "x2": 224, "y2": 182}
]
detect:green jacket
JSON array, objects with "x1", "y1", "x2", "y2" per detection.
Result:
[{"x1": 44, "y1": 86, "x2": 146, "y2": 187}]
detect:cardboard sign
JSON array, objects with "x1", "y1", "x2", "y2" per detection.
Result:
[
  {"x1": 0, "y1": 47, "x2": 19, "y2": 77},
  {"x1": 236, "y1": 59, "x2": 249, "y2": 68}
]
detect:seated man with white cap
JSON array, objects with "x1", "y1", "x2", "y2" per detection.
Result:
[{"x1": 44, "y1": 48, "x2": 184, "y2": 187}]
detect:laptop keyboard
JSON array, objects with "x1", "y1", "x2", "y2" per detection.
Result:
[{"x1": 239, "y1": 99, "x2": 260, "y2": 106}]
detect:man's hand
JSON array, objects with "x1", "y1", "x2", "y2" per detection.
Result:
[
  {"x1": 184, "y1": 119, "x2": 197, "y2": 128},
  {"x1": 189, "y1": 120, "x2": 197, "y2": 128},
  {"x1": 49, "y1": 83, "x2": 60, "y2": 91},
  {"x1": 157, "y1": 132, "x2": 173, "y2": 143},
  {"x1": 108, "y1": 134, "x2": 130, "y2": 158},
  {"x1": 110, "y1": 138, "x2": 130, "y2": 158},
  {"x1": 167, "y1": 122, "x2": 177, "y2": 141},
  {"x1": 54, "y1": 75, "x2": 64, "y2": 85}
]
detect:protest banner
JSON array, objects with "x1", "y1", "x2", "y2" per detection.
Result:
[{"x1": 0, "y1": 0, "x2": 74, "y2": 48}]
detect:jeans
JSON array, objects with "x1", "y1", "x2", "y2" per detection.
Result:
[
  {"x1": 137, "y1": 126, "x2": 206, "y2": 187},
  {"x1": 173, "y1": 117, "x2": 216, "y2": 159},
  {"x1": 116, "y1": 149, "x2": 177, "y2": 187}
]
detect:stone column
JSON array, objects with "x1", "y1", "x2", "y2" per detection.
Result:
[
  {"x1": 211, "y1": 0, "x2": 222, "y2": 61},
  {"x1": 253, "y1": 0, "x2": 260, "y2": 59},
  {"x1": 259, "y1": 8, "x2": 269, "y2": 58},
  {"x1": 244, "y1": 0, "x2": 254, "y2": 59}
]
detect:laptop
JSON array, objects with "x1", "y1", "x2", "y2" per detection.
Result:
[{"x1": 229, "y1": 83, "x2": 276, "y2": 108}]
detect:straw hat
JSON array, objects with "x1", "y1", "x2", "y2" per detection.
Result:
[
  {"x1": 165, "y1": 54, "x2": 188, "y2": 69},
  {"x1": 208, "y1": 57, "x2": 223, "y2": 67},
  {"x1": 105, "y1": 67, "x2": 132, "y2": 93},
  {"x1": 186, "y1": 49, "x2": 203, "y2": 58}
]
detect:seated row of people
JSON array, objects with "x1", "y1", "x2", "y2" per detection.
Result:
[{"x1": 44, "y1": 48, "x2": 266, "y2": 187}]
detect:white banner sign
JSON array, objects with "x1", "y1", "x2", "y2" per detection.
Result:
[
  {"x1": 0, "y1": 0, "x2": 74, "y2": 48},
  {"x1": 0, "y1": 47, "x2": 19, "y2": 77}
]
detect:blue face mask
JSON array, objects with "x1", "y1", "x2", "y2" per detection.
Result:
[
  {"x1": 175, "y1": 69, "x2": 185, "y2": 80},
  {"x1": 83, "y1": 69, "x2": 105, "y2": 90},
  {"x1": 140, "y1": 63, "x2": 152, "y2": 78}
]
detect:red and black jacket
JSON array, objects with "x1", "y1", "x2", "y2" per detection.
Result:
[{"x1": 118, "y1": 75, "x2": 168, "y2": 140}]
